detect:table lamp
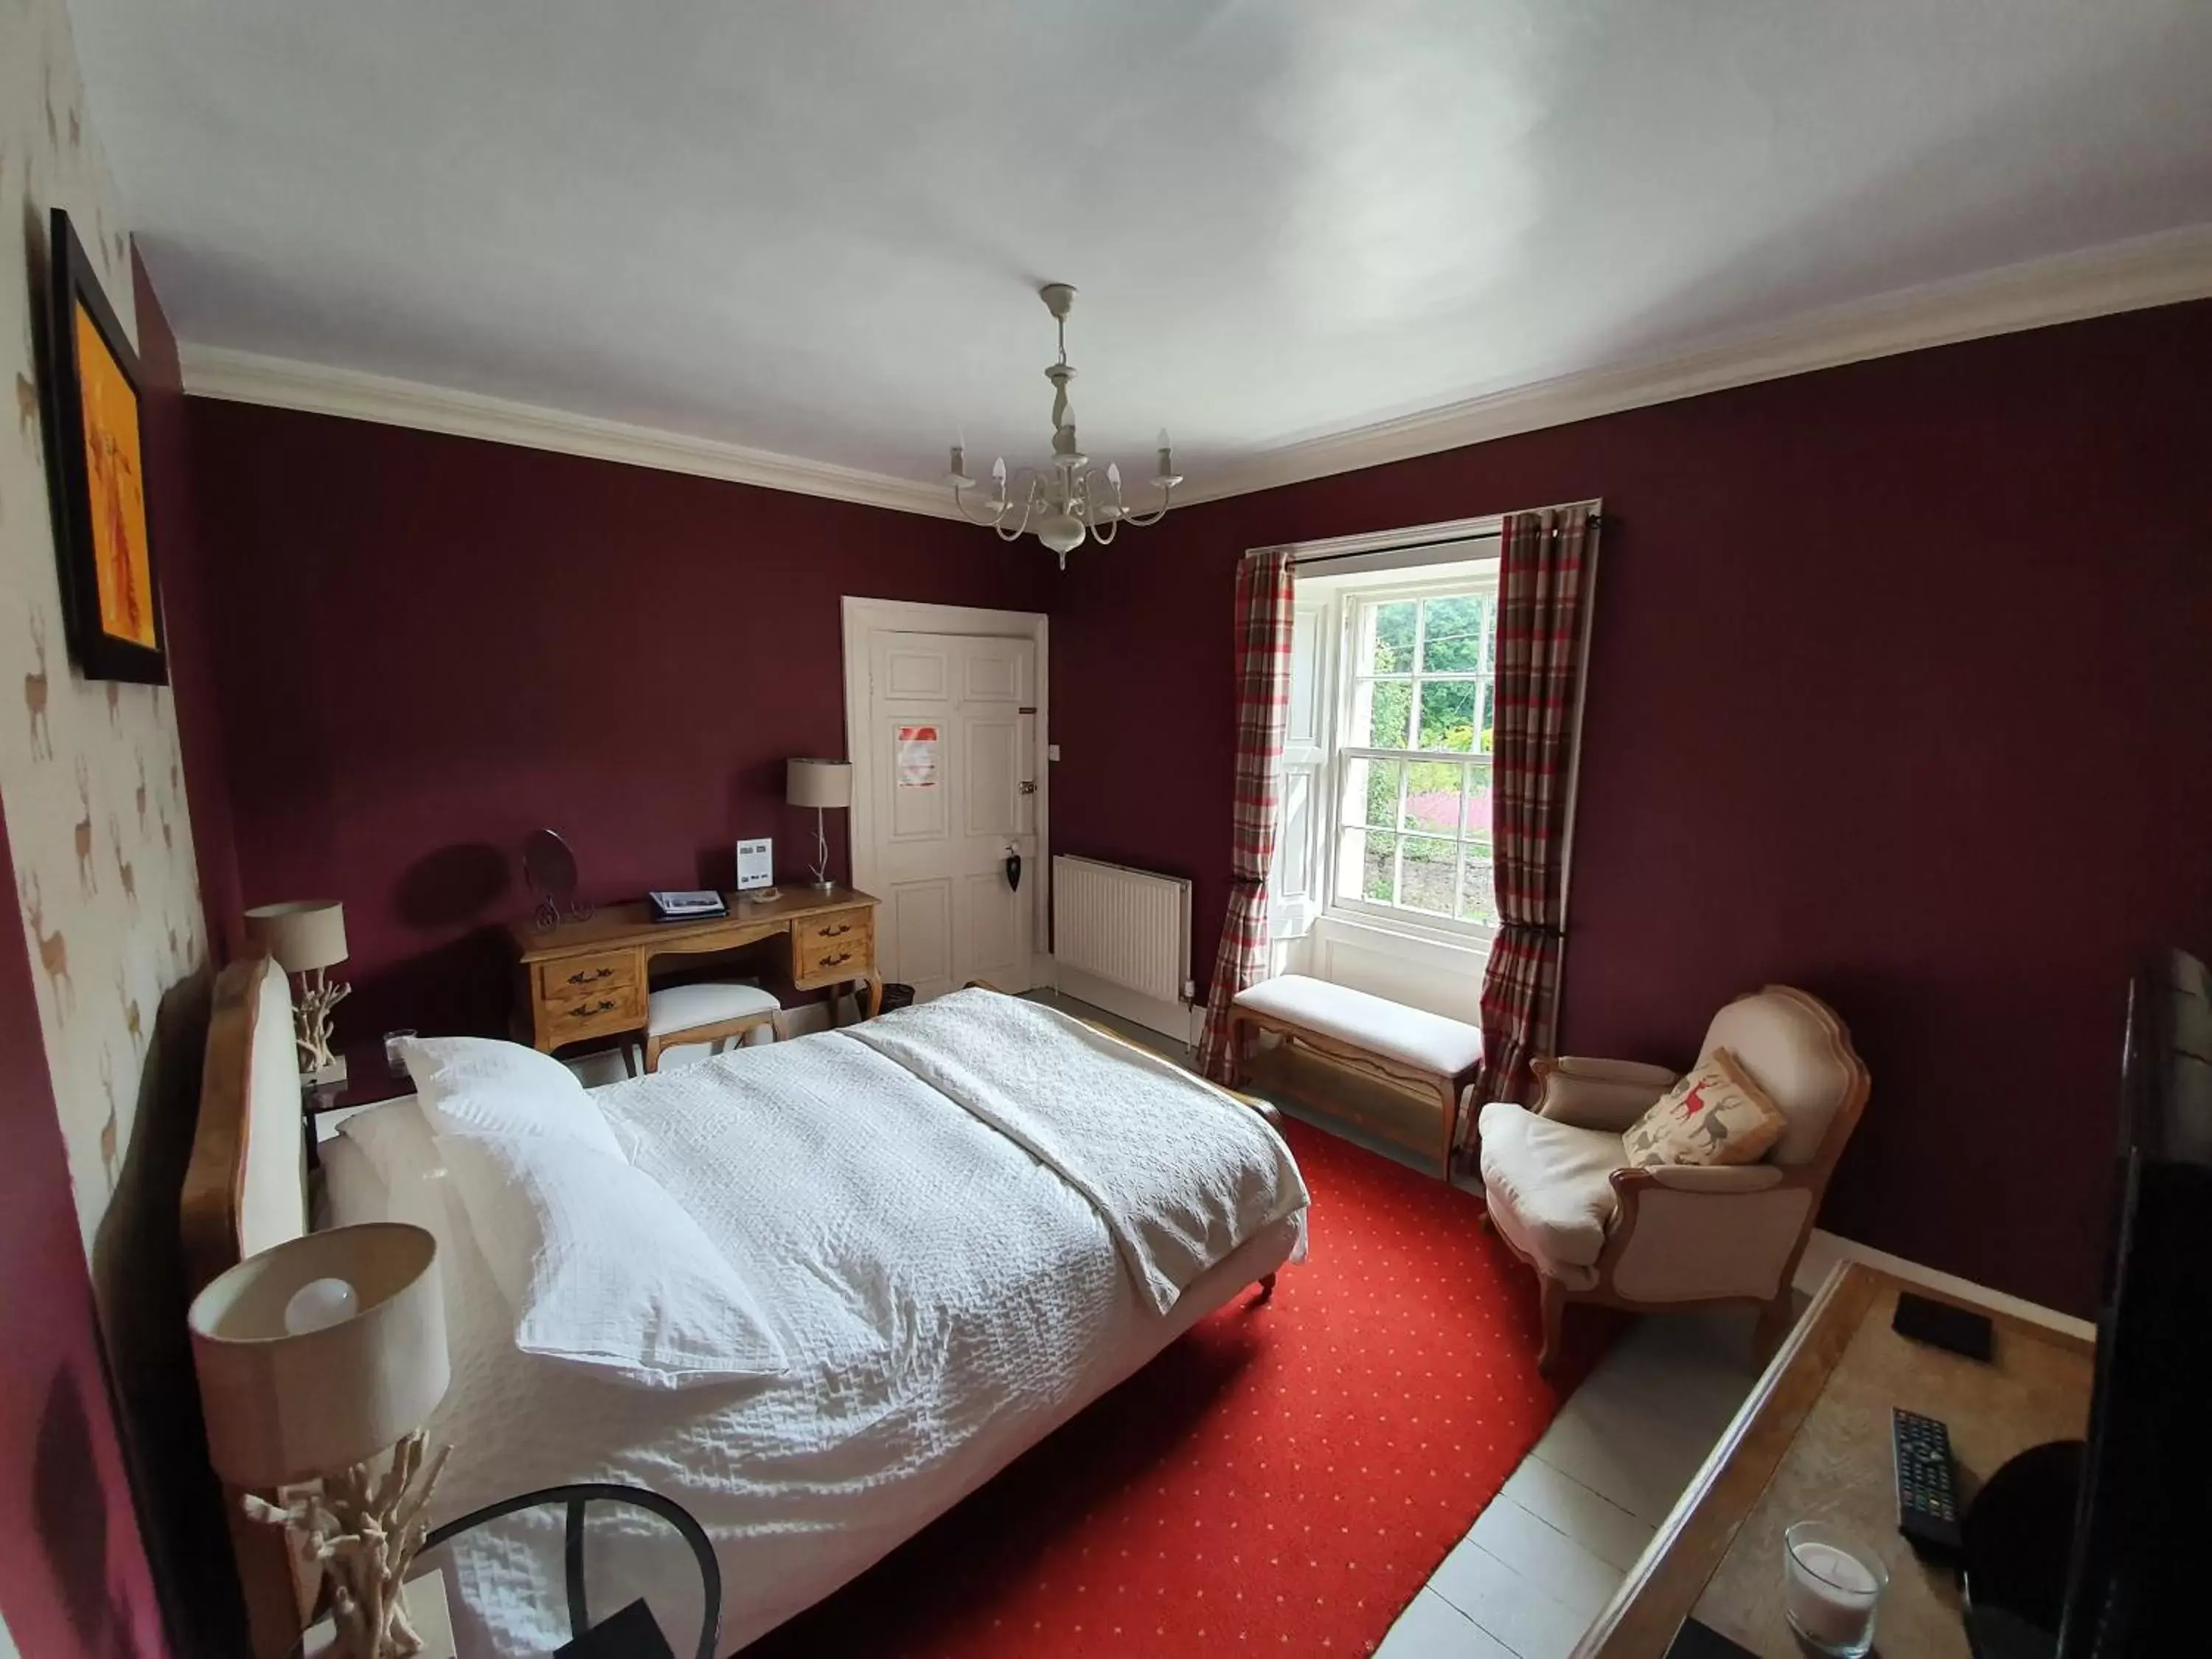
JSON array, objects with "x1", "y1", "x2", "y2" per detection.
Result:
[
  {"x1": 188, "y1": 1223, "x2": 450, "y2": 1659},
  {"x1": 785, "y1": 759, "x2": 852, "y2": 893},
  {"x1": 245, "y1": 900, "x2": 350, "y2": 1085}
]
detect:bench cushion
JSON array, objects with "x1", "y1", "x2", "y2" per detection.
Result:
[
  {"x1": 1231, "y1": 973, "x2": 1483, "y2": 1077},
  {"x1": 648, "y1": 981, "x2": 781, "y2": 1037}
]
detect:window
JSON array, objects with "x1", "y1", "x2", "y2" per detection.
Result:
[{"x1": 1332, "y1": 580, "x2": 1499, "y2": 933}]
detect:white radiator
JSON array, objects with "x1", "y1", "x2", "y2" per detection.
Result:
[{"x1": 1052, "y1": 855, "x2": 1192, "y2": 1005}]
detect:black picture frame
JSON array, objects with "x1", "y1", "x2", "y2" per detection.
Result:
[{"x1": 39, "y1": 207, "x2": 167, "y2": 684}]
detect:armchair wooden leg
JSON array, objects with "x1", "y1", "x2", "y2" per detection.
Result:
[
  {"x1": 1223, "y1": 1015, "x2": 1248, "y2": 1089},
  {"x1": 1253, "y1": 1272, "x2": 1276, "y2": 1304},
  {"x1": 1754, "y1": 1289, "x2": 1797, "y2": 1365},
  {"x1": 1538, "y1": 1276, "x2": 1566, "y2": 1377}
]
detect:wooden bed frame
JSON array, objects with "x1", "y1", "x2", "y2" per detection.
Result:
[{"x1": 180, "y1": 952, "x2": 320, "y2": 1659}]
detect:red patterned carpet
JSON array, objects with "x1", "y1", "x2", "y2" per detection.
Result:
[{"x1": 746, "y1": 1117, "x2": 1600, "y2": 1657}]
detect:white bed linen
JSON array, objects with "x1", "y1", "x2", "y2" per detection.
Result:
[
  {"x1": 849, "y1": 991, "x2": 1308, "y2": 1312},
  {"x1": 330, "y1": 1018, "x2": 1306, "y2": 1656}
]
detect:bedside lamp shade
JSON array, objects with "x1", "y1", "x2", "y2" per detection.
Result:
[
  {"x1": 188, "y1": 1222, "x2": 448, "y2": 1489},
  {"x1": 244, "y1": 900, "x2": 348, "y2": 973},
  {"x1": 785, "y1": 759, "x2": 852, "y2": 810}
]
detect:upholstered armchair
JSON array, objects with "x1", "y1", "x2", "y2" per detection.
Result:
[{"x1": 1472, "y1": 986, "x2": 1869, "y2": 1372}]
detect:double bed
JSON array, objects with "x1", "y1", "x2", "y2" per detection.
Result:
[{"x1": 183, "y1": 956, "x2": 1308, "y2": 1657}]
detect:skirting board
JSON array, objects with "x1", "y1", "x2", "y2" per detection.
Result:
[
  {"x1": 1792, "y1": 1228, "x2": 2093, "y2": 1344},
  {"x1": 1051, "y1": 961, "x2": 1204, "y2": 1050}
]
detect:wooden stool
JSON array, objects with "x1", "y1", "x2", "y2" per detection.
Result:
[{"x1": 641, "y1": 982, "x2": 781, "y2": 1073}]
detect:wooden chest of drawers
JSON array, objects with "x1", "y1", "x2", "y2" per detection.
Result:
[{"x1": 511, "y1": 886, "x2": 882, "y2": 1054}]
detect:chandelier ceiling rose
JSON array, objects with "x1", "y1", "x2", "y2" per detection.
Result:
[{"x1": 946, "y1": 283, "x2": 1183, "y2": 568}]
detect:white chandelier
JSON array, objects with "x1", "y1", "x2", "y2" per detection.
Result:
[{"x1": 946, "y1": 283, "x2": 1183, "y2": 568}]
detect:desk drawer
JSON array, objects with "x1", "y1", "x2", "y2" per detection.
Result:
[
  {"x1": 545, "y1": 980, "x2": 644, "y2": 1041},
  {"x1": 794, "y1": 909, "x2": 874, "y2": 984},
  {"x1": 537, "y1": 950, "x2": 637, "y2": 1003}
]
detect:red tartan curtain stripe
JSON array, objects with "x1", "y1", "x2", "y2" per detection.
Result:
[
  {"x1": 1464, "y1": 506, "x2": 1599, "y2": 1124},
  {"x1": 1197, "y1": 549, "x2": 1297, "y2": 1082}
]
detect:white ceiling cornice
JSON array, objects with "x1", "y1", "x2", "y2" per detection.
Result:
[
  {"x1": 178, "y1": 346, "x2": 969, "y2": 521},
  {"x1": 1178, "y1": 224, "x2": 2212, "y2": 505},
  {"x1": 181, "y1": 225, "x2": 2212, "y2": 520}
]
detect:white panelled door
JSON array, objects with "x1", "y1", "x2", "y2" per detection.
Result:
[{"x1": 865, "y1": 632, "x2": 1037, "y2": 1001}]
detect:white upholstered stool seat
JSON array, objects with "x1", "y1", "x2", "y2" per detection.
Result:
[
  {"x1": 1230, "y1": 974, "x2": 1484, "y2": 1075},
  {"x1": 1475, "y1": 1099, "x2": 1626, "y2": 1290},
  {"x1": 642, "y1": 981, "x2": 781, "y2": 1073},
  {"x1": 1225, "y1": 974, "x2": 1484, "y2": 1176}
]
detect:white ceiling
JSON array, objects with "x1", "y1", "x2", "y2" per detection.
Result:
[{"x1": 67, "y1": 0, "x2": 2212, "y2": 496}]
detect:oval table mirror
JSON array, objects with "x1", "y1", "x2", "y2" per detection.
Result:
[{"x1": 522, "y1": 828, "x2": 591, "y2": 930}]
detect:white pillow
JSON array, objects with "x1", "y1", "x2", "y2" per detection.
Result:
[
  {"x1": 400, "y1": 1036, "x2": 625, "y2": 1161},
  {"x1": 436, "y1": 1131, "x2": 787, "y2": 1388}
]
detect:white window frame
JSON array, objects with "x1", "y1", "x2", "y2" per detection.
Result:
[
  {"x1": 1325, "y1": 568, "x2": 1502, "y2": 944},
  {"x1": 1265, "y1": 516, "x2": 1506, "y2": 970}
]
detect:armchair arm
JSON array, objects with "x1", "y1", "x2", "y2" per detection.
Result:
[
  {"x1": 1528, "y1": 1055, "x2": 1679, "y2": 1132},
  {"x1": 1639, "y1": 1162, "x2": 1784, "y2": 1193},
  {"x1": 1598, "y1": 1165, "x2": 1817, "y2": 1304}
]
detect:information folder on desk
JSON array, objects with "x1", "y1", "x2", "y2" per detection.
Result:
[{"x1": 648, "y1": 889, "x2": 727, "y2": 922}]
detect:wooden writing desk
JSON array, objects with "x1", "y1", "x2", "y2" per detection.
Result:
[
  {"x1": 1575, "y1": 1262, "x2": 2093, "y2": 1658},
  {"x1": 512, "y1": 886, "x2": 881, "y2": 1054}
]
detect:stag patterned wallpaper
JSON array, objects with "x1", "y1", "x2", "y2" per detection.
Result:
[{"x1": 1, "y1": 0, "x2": 206, "y2": 1247}]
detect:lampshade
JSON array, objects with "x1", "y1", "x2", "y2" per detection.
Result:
[
  {"x1": 786, "y1": 758, "x2": 852, "y2": 810},
  {"x1": 187, "y1": 1223, "x2": 448, "y2": 1488},
  {"x1": 243, "y1": 900, "x2": 348, "y2": 973}
]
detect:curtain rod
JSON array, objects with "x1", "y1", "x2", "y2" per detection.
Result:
[
  {"x1": 1293, "y1": 530, "x2": 1495, "y2": 567},
  {"x1": 1291, "y1": 508, "x2": 1603, "y2": 568}
]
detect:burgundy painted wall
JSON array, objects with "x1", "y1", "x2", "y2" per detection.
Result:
[
  {"x1": 136, "y1": 254, "x2": 241, "y2": 964},
  {"x1": 1053, "y1": 300, "x2": 2212, "y2": 1316},
  {"x1": 182, "y1": 403, "x2": 1051, "y2": 1039},
  {"x1": 0, "y1": 818, "x2": 167, "y2": 1657}
]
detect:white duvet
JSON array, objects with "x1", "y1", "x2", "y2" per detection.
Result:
[{"x1": 328, "y1": 993, "x2": 1307, "y2": 1656}]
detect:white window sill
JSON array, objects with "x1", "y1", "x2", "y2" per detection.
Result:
[{"x1": 1313, "y1": 907, "x2": 1494, "y2": 962}]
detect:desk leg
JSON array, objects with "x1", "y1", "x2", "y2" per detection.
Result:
[{"x1": 863, "y1": 976, "x2": 884, "y2": 1020}]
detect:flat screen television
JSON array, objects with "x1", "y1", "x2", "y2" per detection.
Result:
[{"x1": 1964, "y1": 948, "x2": 2212, "y2": 1655}]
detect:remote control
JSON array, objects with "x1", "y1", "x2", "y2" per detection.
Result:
[{"x1": 1893, "y1": 1408, "x2": 1964, "y2": 1557}]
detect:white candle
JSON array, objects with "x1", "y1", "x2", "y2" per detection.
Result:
[{"x1": 1784, "y1": 1535, "x2": 1882, "y2": 1653}]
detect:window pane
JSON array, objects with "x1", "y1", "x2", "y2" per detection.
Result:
[
  {"x1": 1368, "y1": 602, "x2": 1416, "y2": 673},
  {"x1": 1343, "y1": 758, "x2": 1402, "y2": 829},
  {"x1": 1402, "y1": 761, "x2": 1463, "y2": 835},
  {"x1": 1357, "y1": 678, "x2": 1411, "y2": 748},
  {"x1": 1399, "y1": 836, "x2": 1455, "y2": 914},
  {"x1": 1464, "y1": 762, "x2": 1493, "y2": 851},
  {"x1": 1419, "y1": 595, "x2": 1488, "y2": 673},
  {"x1": 1417, "y1": 678, "x2": 1478, "y2": 752},
  {"x1": 1477, "y1": 678, "x2": 1495, "y2": 755},
  {"x1": 1339, "y1": 827, "x2": 1398, "y2": 902},
  {"x1": 1458, "y1": 857, "x2": 1498, "y2": 925}
]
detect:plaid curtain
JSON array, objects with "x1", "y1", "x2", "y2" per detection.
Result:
[
  {"x1": 1465, "y1": 506, "x2": 1599, "y2": 1121},
  {"x1": 1196, "y1": 549, "x2": 1297, "y2": 1082}
]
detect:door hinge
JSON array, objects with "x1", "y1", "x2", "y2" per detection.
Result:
[{"x1": 1018, "y1": 781, "x2": 1037, "y2": 796}]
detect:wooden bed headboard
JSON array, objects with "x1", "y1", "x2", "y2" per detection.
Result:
[{"x1": 180, "y1": 951, "x2": 319, "y2": 1659}]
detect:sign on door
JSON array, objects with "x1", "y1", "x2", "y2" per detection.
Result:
[{"x1": 896, "y1": 724, "x2": 940, "y2": 789}]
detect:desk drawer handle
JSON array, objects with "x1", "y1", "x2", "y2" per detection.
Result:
[
  {"x1": 566, "y1": 966, "x2": 616, "y2": 985},
  {"x1": 569, "y1": 998, "x2": 618, "y2": 1018},
  {"x1": 820, "y1": 922, "x2": 852, "y2": 938},
  {"x1": 817, "y1": 950, "x2": 852, "y2": 970}
]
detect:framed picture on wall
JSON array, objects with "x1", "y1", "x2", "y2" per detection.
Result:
[{"x1": 40, "y1": 207, "x2": 167, "y2": 684}]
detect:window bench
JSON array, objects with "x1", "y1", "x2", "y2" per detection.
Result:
[{"x1": 1226, "y1": 974, "x2": 1484, "y2": 1176}]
